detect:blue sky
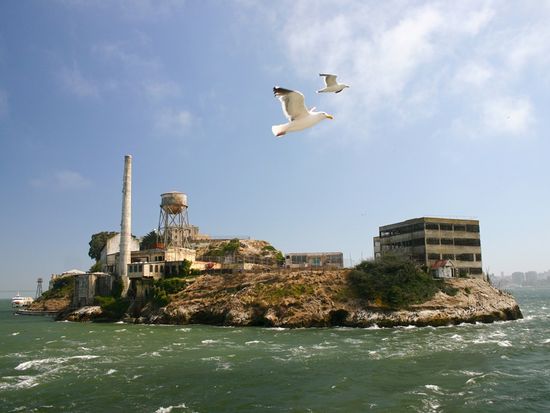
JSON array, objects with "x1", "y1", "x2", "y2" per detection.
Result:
[{"x1": 1, "y1": 1, "x2": 549, "y2": 293}]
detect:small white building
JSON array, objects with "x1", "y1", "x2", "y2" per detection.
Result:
[
  {"x1": 100, "y1": 233, "x2": 141, "y2": 274},
  {"x1": 127, "y1": 246, "x2": 197, "y2": 280},
  {"x1": 431, "y1": 260, "x2": 456, "y2": 278}
]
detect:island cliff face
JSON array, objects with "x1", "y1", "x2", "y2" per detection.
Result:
[{"x1": 127, "y1": 270, "x2": 522, "y2": 328}]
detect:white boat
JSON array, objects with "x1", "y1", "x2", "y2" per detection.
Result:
[{"x1": 11, "y1": 293, "x2": 34, "y2": 308}]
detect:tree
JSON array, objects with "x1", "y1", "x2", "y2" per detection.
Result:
[
  {"x1": 89, "y1": 261, "x2": 102, "y2": 273},
  {"x1": 348, "y1": 254, "x2": 439, "y2": 308},
  {"x1": 140, "y1": 230, "x2": 158, "y2": 250},
  {"x1": 88, "y1": 231, "x2": 117, "y2": 261}
]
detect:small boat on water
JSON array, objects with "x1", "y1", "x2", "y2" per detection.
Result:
[{"x1": 11, "y1": 293, "x2": 34, "y2": 308}]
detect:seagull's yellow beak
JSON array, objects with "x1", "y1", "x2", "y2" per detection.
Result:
[{"x1": 326, "y1": 114, "x2": 334, "y2": 120}]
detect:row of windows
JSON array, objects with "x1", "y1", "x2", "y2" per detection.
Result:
[
  {"x1": 425, "y1": 223, "x2": 479, "y2": 232},
  {"x1": 426, "y1": 238, "x2": 481, "y2": 246},
  {"x1": 129, "y1": 264, "x2": 143, "y2": 273},
  {"x1": 380, "y1": 223, "x2": 425, "y2": 237},
  {"x1": 128, "y1": 263, "x2": 186, "y2": 275},
  {"x1": 381, "y1": 222, "x2": 480, "y2": 237},
  {"x1": 428, "y1": 253, "x2": 482, "y2": 261},
  {"x1": 289, "y1": 255, "x2": 344, "y2": 265},
  {"x1": 382, "y1": 238, "x2": 425, "y2": 249}
]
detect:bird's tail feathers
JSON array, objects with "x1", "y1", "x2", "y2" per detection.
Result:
[{"x1": 272, "y1": 124, "x2": 287, "y2": 137}]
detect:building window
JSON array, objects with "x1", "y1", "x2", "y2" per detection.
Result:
[
  {"x1": 155, "y1": 265, "x2": 159, "y2": 272},
  {"x1": 425, "y1": 223, "x2": 439, "y2": 230},
  {"x1": 311, "y1": 257, "x2": 321, "y2": 266},
  {"x1": 475, "y1": 253, "x2": 482, "y2": 261},
  {"x1": 441, "y1": 238, "x2": 453, "y2": 245},
  {"x1": 440, "y1": 223, "x2": 452, "y2": 231},
  {"x1": 442, "y1": 254, "x2": 455, "y2": 260},
  {"x1": 457, "y1": 253, "x2": 474, "y2": 262},
  {"x1": 469, "y1": 268, "x2": 483, "y2": 274},
  {"x1": 291, "y1": 255, "x2": 307, "y2": 264},
  {"x1": 454, "y1": 238, "x2": 481, "y2": 247},
  {"x1": 466, "y1": 225, "x2": 480, "y2": 233},
  {"x1": 149, "y1": 265, "x2": 153, "y2": 272},
  {"x1": 453, "y1": 225, "x2": 466, "y2": 231},
  {"x1": 426, "y1": 238, "x2": 440, "y2": 245},
  {"x1": 428, "y1": 253, "x2": 441, "y2": 260}
]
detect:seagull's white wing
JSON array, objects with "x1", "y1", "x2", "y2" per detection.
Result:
[
  {"x1": 319, "y1": 73, "x2": 338, "y2": 87},
  {"x1": 273, "y1": 87, "x2": 309, "y2": 121}
]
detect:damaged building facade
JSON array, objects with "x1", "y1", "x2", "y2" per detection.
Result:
[{"x1": 374, "y1": 217, "x2": 483, "y2": 278}]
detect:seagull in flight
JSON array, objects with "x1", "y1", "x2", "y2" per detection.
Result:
[
  {"x1": 272, "y1": 87, "x2": 333, "y2": 137},
  {"x1": 317, "y1": 73, "x2": 350, "y2": 93}
]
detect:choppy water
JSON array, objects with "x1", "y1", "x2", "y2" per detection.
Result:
[{"x1": 1, "y1": 287, "x2": 549, "y2": 412}]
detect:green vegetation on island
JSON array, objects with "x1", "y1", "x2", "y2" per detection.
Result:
[{"x1": 348, "y1": 254, "x2": 442, "y2": 308}]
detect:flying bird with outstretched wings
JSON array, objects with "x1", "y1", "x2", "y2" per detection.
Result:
[
  {"x1": 317, "y1": 73, "x2": 350, "y2": 93},
  {"x1": 271, "y1": 87, "x2": 333, "y2": 137}
]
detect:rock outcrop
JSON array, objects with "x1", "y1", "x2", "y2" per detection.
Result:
[{"x1": 137, "y1": 270, "x2": 522, "y2": 328}]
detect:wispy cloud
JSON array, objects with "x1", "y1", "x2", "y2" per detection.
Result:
[
  {"x1": 92, "y1": 42, "x2": 161, "y2": 72},
  {"x1": 249, "y1": 1, "x2": 550, "y2": 140},
  {"x1": 59, "y1": 64, "x2": 99, "y2": 98},
  {"x1": 482, "y1": 96, "x2": 534, "y2": 136},
  {"x1": 31, "y1": 170, "x2": 92, "y2": 191},
  {"x1": 154, "y1": 108, "x2": 194, "y2": 137},
  {"x1": 144, "y1": 80, "x2": 182, "y2": 100},
  {"x1": 452, "y1": 62, "x2": 493, "y2": 89}
]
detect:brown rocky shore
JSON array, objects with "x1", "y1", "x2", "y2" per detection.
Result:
[{"x1": 64, "y1": 270, "x2": 523, "y2": 327}]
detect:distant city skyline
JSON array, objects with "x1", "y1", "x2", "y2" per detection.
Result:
[{"x1": 1, "y1": 1, "x2": 550, "y2": 292}]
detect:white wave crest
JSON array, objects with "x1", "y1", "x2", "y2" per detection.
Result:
[
  {"x1": 0, "y1": 375, "x2": 39, "y2": 390},
  {"x1": 425, "y1": 384, "x2": 442, "y2": 392},
  {"x1": 155, "y1": 403, "x2": 188, "y2": 413},
  {"x1": 15, "y1": 355, "x2": 99, "y2": 371}
]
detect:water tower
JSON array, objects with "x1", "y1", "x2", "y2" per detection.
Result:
[
  {"x1": 35, "y1": 277, "x2": 43, "y2": 298},
  {"x1": 157, "y1": 192, "x2": 190, "y2": 248}
]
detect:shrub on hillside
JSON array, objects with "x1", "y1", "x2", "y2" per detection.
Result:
[
  {"x1": 95, "y1": 296, "x2": 129, "y2": 319},
  {"x1": 348, "y1": 254, "x2": 439, "y2": 308},
  {"x1": 41, "y1": 276, "x2": 74, "y2": 300}
]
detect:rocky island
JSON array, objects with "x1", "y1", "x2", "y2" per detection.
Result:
[{"x1": 61, "y1": 268, "x2": 522, "y2": 328}]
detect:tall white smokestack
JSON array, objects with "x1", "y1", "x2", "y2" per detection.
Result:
[{"x1": 119, "y1": 154, "x2": 132, "y2": 297}]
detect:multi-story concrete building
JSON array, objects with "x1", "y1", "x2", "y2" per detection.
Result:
[{"x1": 374, "y1": 217, "x2": 483, "y2": 277}]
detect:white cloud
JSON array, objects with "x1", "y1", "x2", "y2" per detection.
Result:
[
  {"x1": 482, "y1": 97, "x2": 534, "y2": 135},
  {"x1": 249, "y1": 1, "x2": 550, "y2": 141},
  {"x1": 0, "y1": 88, "x2": 7, "y2": 118},
  {"x1": 59, "y1": 65, "x2": 99, "y2": 98},
  {"x1": 144, "y1": 80, "x2": 182, "y2": 100},
  {"x1": 453, "y1": 62, "x2": 493, "y2": 88},
  {"x1": 155, "y1": 108, "x2": 193, "y2": 137},
  {"x1": 31, "y1": 170, "x2": 92, "y2": 190}
]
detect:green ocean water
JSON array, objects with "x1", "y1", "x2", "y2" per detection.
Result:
[{"x1": 1, "y1": 287, "x2": 549, "y2": 413}]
